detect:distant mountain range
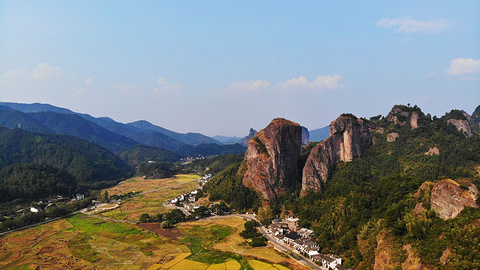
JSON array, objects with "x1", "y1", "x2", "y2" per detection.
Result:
[
  {"x1": 309, "y1": 126, "x2": 329, "y2": 142},
  {"x1": 0, "y1": 102, "x2": 246, "y2": 157}
]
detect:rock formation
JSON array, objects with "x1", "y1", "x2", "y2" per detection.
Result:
[
  {"x1": 470, "y1": 105, "x2": 480, "y2": 132},
  {"x1": 301, "y1": 114, "x2": 375, "y2": 195},
  {"x1": 239, "y1": 128, "x2": 257, "y2": 147},
  {"x1": 424, "y1": 147, "x2": 440, "y2": 156},
  {"x1": 431, "y1": 179, "x2": 478, "y2": 220},
  {"x1": 386, "y1": 105, "x2": 422, "y2": 129},
  {"x1": 242, "y1": 118, "x2": 302, "y2": 201},
  {"x1": 301, "y1": 126, "x2": 310, "y2": 145},
  {"x1": 387, "y1": 132, "x2": 399, "y2": 142},
  {"x1": 446, "y1": 118, "x2": 472, "y2": 137}
]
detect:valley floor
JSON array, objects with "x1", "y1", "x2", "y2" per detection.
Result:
[{"x1": 0, "y1": 175, "x2": 310, "y2": 270}]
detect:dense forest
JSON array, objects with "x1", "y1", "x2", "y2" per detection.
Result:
[
  {"x1": 117, "y1": 145, "x2": 181, "y2": 166},
  {"x1": 0, "y1": 163, "x2": 77, "y2": 203},
  {"x1": 0, "y1": 127, "x2": 132, "y2": 189},
  {"x1": 204, "y1": 105, "x2": 480, "y2": 269}
]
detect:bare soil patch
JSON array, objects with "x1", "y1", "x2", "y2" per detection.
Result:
[{"x1": 138, "y1": 223, "x2": 186, "y2": 240}]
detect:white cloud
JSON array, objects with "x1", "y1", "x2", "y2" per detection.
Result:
[
  {"x1": 85, "y1": 77, "x2": 92, "y2": 86},
  {"x1": 446, "y1": 58, "x2": 480, "y2": 75},
  {"x1": 153, "y1": 78, "x2": 182, "y2": 94},
  {"x1": 377, "y1": 18, "x2": 447, "y2": 33},
  {"x1": 278, "y1": 76, "x2": 309, "y2": 88},
  {"x1": 310, "y1": 74, "x2": 344, "y2": 89},
  {"x1": 32, "y1": 63, "x2": 63, "y2": 81},
  {"x1": 275, "y1": 74, "x2": 344, "y2": 90},
  {"x1": 229, "y1": 80, "x2": 270, "y2": 92}
]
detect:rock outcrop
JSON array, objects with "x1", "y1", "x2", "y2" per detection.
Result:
[
  {"x1": 387, "y1": 132, "x2": 399, "y2": 142},
  {"x1": 239, "y1": 128, "x2": 257, "y2": 147},
  {"x1": 424, "y1": 147, "x2": 440, "y2": 156},
  {"x1": 301, "y1": 126, "x2": 310, "y2": 145},
  {"x1": 471, "y1": 105, "x2": 480, "y2": 132},
  {"x1": 446, "y1": 118, "x2": 472, "y2": 137},
  {"x1": 431, "y1": 179, "x2": 479, "y2": 220},
  {"x1": 301, "y1": 114, "x2": 375, "y2": 195},
  {"x1": 242, "y1": 119, "x2": 302, "y2": 201},
  {"x1": 386, "y1": 105, "x2": 422, "y2": 129}
]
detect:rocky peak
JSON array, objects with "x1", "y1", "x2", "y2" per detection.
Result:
[
  {"x1": 431, "y1": 179, "x2": 478, "y2": 220},
  {"x1": 386, "y1": 105, "x2": 422, "y2": 129},
  {"x1": 471, "y1": 105, "x2": 480, "y2": 132},
  {"x1": 301, "y1": 114, "x2": 375, "y2": 195},
  {"x1": 444, "y1": 109, "x2": 473, "y2": 137},
  {"x1": 242, "y1": 118, "x2": 302, "y2": 201},
  {"x1": 239, "y1": 128, "x2": 257, "y2": 147},
  {"x1": 301, "y1": 126, "x2": 310, "y2": 145}
]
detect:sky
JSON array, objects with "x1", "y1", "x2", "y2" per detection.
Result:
[{"x1": 1, "y1": 1, "x2": 479, "y2": 137}]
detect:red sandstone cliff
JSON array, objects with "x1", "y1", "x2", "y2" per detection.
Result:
[
  {"x1": 242, "y1": 118, "x2": 302, "y2": 201},
  {"x1": 301, "y1": 114, "x2": 375, "y2": 195}
]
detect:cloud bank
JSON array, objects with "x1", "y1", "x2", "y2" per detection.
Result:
[
  {"x1": 275, "y1": 74, "x2": 344, "y2": 90},
  {"x1": 447, "y1": 58, "x2": 480, "y2": 75},
  {"x1": 377, "y1": 18, "x2": 447, "y2": 33}
]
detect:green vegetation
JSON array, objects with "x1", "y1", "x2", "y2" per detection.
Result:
[
  {"x1": 0, "y1": 163, "x2": 76, "y2": 203},
  {"x1": 203, "y1": 162, "x2": 260, "y2": 212},
  {"x1": 117, "y1": 145, "x2": 181, "y2": 166},
  {"x1": 181, "y1": 224, "x2": 234, "y2": 264},
  {"x1": 138, "y1": 162, "x2": 174, "y2": 179},
  {"x1": 290, "y1": 107, "x2": 480, "y2": 269},
  {"x1": 0, "y1": 108, "x2": 137, "y2": 152},
  {"x1": 180, "y1": 153, "x2": 244, "y2": 175},
  {"x1": 253, "y1": 137, "x2": 269, "y2": 156},
  {"x1": 240, "y1": 220, "x2": 267, "y2": 247},
  {"x1": 0, "y1": 127, "x2": 132, "y2": 186}
]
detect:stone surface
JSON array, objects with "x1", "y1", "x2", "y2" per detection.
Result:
[
  {"x1": 387, "y1": 132, "x2": 400, "y2": 142},
  {"x1": 410, "y1": 112, "x2": 419, "y2": 129},
  {"x1": 424, "y1": 147, "x2": 440, "y2": 156},
  {"x1": 301, "y1": 114, "x2": 375, "y2": 195},
  {"x1": 301, "y1": 126, "x2": 310, "y2": 145},
  {"x1": 431, "y1": 179, "x2": 478, "y2": 220},
  {"x1": 446, "y1": 118, "x2": 472, "y2": 137},
  {"x1": 386, "y1": 105, "x2": 423, "y2": 130},
  {"x1": 242, "y1": 118, "x2": 302, "y2": 201}
]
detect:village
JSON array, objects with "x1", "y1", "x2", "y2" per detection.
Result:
[{"x1": 267, "y1": 216, "x2": 350, "y2": 270}]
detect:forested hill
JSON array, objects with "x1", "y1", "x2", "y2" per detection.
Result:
[
  {"x1": 0, "y1": 106, "x2": 138, "y2": 152},
  {"x1": 204, "y1": 105, "x2": 480, "y2": 269},
  {"x1": 0, "y1": 127, "x2": 132, "y2": 185}
]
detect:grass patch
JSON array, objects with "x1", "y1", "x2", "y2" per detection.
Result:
[{"x1": 67, "y1": 233, "x2": 100, "y2": 262}]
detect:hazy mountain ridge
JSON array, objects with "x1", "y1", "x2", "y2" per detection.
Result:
[{"x1": 0, "y1": 102, "x2": 243, "y2": 156}]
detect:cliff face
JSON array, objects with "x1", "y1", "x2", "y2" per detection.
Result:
[
  {"x1": 301, "y1": 126, "x2": 310, "y2": 145},
  {"x1": 431, "y1": 179, "x2": 478, "y2": 220},
  {"x1": 447, "y1": 118, "x2": 472, "y2": 137},
  {"x1": 301, "y1": 114, "x2": 375, "y2": 195},
  {"x1": 242, "y1": 118, "x2": 302, "y2": 201}
]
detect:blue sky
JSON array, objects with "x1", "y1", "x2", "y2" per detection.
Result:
[{"x1": 1, "y1": 1, "x2": 479, "y2": 136}]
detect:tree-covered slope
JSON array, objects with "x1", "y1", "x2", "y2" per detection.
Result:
[
  {"x1": 292, "y1": 106, "x2": 480, "y2": 269},
  {"x1": 0, "y1": 127, "x2": 132, "y2": 184},
  {"x1": 127, "y1": 120, "x2": 221, "y2": 145},
  {"x1": 0, "y1": 163, "x2": 77, "y2": 203},
  {"x1": 0, "y1": 108, "x2": 138, "y2": 152},
  {"x1": 117, "y1": 145, "x2": 181, "y2": 167}
]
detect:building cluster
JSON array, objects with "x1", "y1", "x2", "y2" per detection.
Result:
[
  {"x1": 267, "y1": 215, "x2": 350, "y2": 270},
  {"x1": 169, "y1": 189, "x2": 199, "y2": 206}
]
